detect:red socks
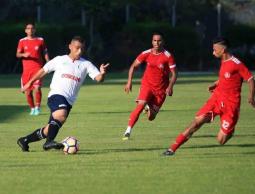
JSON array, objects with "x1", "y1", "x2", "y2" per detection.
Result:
[
  {"x1": 35, "y1": 90, "x2": 42, "y2": 107},
  {"x1": 128, "y1": 104, "x2": 145, "y2": 128},
  {"x1": 170, "y1": 133, "x2": 188, "y2": 152},
  {"x1": 26, "y1": 91, "x2": 35, "y2": 108}
]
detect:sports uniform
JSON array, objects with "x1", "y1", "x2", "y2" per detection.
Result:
[
  {"x1": 197, "y1": 56, "x2": 253, "y2": 134},
  {"x1": 136, "y1": 49, "x2": 176, "y2": 112},
  {"x1": 17, "y1": 37, "x2": 48, "y2": 89}
]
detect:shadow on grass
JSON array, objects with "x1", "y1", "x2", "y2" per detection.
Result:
[
  {"x1": 192, "y1": 134, "x2": 255, "y2": 139},
  {"x1": 184, "y1": 143, "x2": 255, "y2": 149},
  {"x1": 78, "y1": 147, "x2": 164, "y2": 155},
  {"x1": 0, "y1": 105, "x2": 27, "y2": 122}
]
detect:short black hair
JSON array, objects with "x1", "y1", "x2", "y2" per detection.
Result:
[
  {"x1": 152, "y1": 31, "x2": 164, "y2": 39},
  {"x1": 213, "y1": 37, "x2": 230, "y2": 48},
  {"x1": 71, "y1": 36, "x2": 85, "y2": 44},
  {"x1": 25, "y1": 21, "x2": 35, "y2": 28}
]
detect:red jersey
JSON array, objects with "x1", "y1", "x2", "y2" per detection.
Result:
[
  {"x1": 17, "y1": 37, "x2": 48, "y2": 72},
  {"x1": 215, "y1": 56, "x2": 253, "y2": 101},
  {"x1": 136, "y1": 49, "x2": 176, "y2": 91}
]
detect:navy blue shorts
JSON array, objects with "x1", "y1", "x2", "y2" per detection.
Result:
[{"x1": 47, "y1": 94, "x2": 72, "y2": 114}]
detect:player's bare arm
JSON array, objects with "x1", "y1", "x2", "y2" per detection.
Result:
[
  {"x1": 16, "y1": 50, "x2": 30, "y2": 58},
  {"x1": 247, "y1": 77, "x2": 255, "y2": 107},
  {"x1": 21, "y1": 68, "x2": 47, "y2": 92},
  {"x1": 94, "y1": 63, "x2": 110, "y2": 82},
  {"x1": 124, "y1": 60, "x2": 141, "y2": 94},
  {"x1": 166, "y1": 68, "x2": 178, "y2": 96},
  {"x1": 208, "y1": 80, "x2": 219, "y2": 93},
  {"x1": 44, "y1": 52, "x2": 50, "y2": 62}
]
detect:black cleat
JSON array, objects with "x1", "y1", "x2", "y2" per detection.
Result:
[
  {"x1": 17, "y1": 137, "x2": 29, "y2": 152},
  {"x1": 162, "y1": 149, "x2": 175, "y2": 156},
  {"x1": 43, "y1": 141, "x2": 64, "y2": 151}
]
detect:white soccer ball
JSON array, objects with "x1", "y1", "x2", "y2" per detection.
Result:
[{"x1": 62, "y1": 136, "x2": 79, "y2": 154}]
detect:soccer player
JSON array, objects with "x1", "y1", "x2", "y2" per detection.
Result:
[
  {"x1": 163, "y1": 37, "x2": 255, "y2": 156},
  {"x1": 16, "y1": 22, "x2": 49, "y2": 115},
  {"x1": 17, "y1": 36, "x2": 109, "y2": 152},
  {"x1": 122, "y1": 32, "x2": 177, "y2": 140}
]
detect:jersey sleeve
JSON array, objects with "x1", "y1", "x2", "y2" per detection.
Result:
[
  {"x1": 43, "y1": 56, "x2": 59, "y2": 73},
  {"x1": 41, "y1": 39, "x2": 48, "y2": 54},
  {"x1": 17, "y1": 40, "x2": 23, "y2": 52},
  {"x1": 136, "y1": 52, "x2": 148, "y2": 63},
  {"x1": 87, "y1": 62, "x2": 100, "y2": 80},
  {"x1": 168, "y1": 55, "x2": 176, "y2": 71},
  {"x1": 238, "y1": 63, "x2": 253, "y2": 81}
]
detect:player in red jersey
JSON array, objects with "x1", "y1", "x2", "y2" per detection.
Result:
[
  {"x1": 16, "y1": 22, "x2": 49, "y2": 115},
  {"x1": 163, "y1": 37, "x2": 255, "y2": 156},
  {"x1": 122, "y1": 32, "x2": 178, "y2": 140}
]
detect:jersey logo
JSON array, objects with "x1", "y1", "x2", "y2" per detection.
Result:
[
  {"x1": 61, "y1": 73, "x2": 81, "y2": 82},
  {"x1": 24, "y1": 46, "x2": 28, "y2": 50},
  {"x1": 158, "y1": 64, "x2": 164, "y2": 69},
  {"x1": 35, "y1": 46, "x2": 39, "y2": 50},
  {"x1": 222, "y1": 120, "x2": 230, "y2": 130},
  {"x1": 224, "y1": 72, "x2": 231, "y2": 78}
]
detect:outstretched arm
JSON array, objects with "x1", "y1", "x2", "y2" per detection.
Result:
[
  {"x1": 208, "y1": 80, "x2": 219, "y2": 93},
  {"x1": 247, "y1": 77, "x2": 255, "y2": 108},
  {"x1": 166, "y1": 68, "x2": 178, "y2": 96},
  {"x1": 94, "y1": 63, "x2": 110, "y2": 82},
  {"x1": 21, "y1": 68, "x2": 47, "y2": 92},
  {"x1": 124, "y1": 59, "x2": 141, "y2": 94}
]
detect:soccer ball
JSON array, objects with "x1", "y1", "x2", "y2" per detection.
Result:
[{"x1": 62, "y1": 136, "x2": 79, "y2": 154}]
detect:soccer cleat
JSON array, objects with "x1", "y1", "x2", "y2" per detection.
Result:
[
  {"x1": 17, "y1": 137, "x2": 29, "y2": 152},
  {"x1": 43, "y1": 141, "x2": 64, "y2": 151},
  {"x1": 33, "y1": 108, "x2": 41, "y2": 116},
  {"x1": 29, "y1": 108, "x2": 35, "y2": 115},
  {"x1": 162, "y1": 149, "x2": 175, "y2": 156},
  {"x1": 122, "y1": 133, "x2": 130, "y2": 141}
]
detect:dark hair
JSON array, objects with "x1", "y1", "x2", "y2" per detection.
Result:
[
  {"x1": 71, "y1": 36, "x2": 85, "y2": 44},
  {"x1": 152, "y1": 31, "x2": 164, "y2": 39},
  {"x1": 25, "y1": 21, "x2": 35, "y2": 28},
  {"x1": 213, "y1": 37, "x2": 230, "y2": 48}
]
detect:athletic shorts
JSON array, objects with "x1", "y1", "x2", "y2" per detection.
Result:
[
  {"x1": 196, "y1": 94, "x2": 240, "y2": 135},
  {"x1": 21, "y1": 69, "x2": 42, "y2": 90},
  {"x1": 47, "y1": 94, "x2": 72, "y2": 115},
  {"x1": 136, "y1": 85, "x2": 166, "y2": 113}
]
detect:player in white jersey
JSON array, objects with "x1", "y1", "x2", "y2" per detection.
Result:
[{"x1": 17, "y1": 36, "x2": 109, "y2": 152}]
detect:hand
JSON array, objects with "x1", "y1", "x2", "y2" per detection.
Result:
[
  {"x1": 208, "y1": 84, "x2": 217, "y2": 93},
  {"x1": 100, "y1": 63, "x2": 110, "y2": 75},
  {"x1": 23, "y1": 52, "x2": 31, "y2": 58},
  {"x1": 248, "y1": 96, "x2": 255, "y2": 108},
  {"x1": 124, "y1": 82, "x2": 132, "y2": 94},
  {"x1": 165, "y1": 86, "x2": 173, "y2": 96},
  {"x1": 21, "y1": 82, "x2": 31, "y2": 93}
]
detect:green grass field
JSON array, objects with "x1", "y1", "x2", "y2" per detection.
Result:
[{"x1": 0, "y1": 73, "x2": 254, "y2": 194}]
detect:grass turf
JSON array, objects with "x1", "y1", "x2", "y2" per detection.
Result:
[{"x1": 0, "y1": 73, "x2": 254, "y2": 194}]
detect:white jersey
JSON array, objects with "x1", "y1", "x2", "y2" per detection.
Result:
[{"x1": 43, "y1": 55, "x2": 100, "y2": 105}]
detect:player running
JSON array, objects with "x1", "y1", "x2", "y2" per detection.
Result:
[
  {"x1": 122, "y1": 32, "x2": 178, "y2": 140},
  {"x1": 17, "y1": 36, "x2": 109, "y2": 152},
  {"x1": 16, "y1": 22, "x2": 49, "y2": 115},
  {"x1": 163, "y1": 37, "x2": 255, "y2": 156}
]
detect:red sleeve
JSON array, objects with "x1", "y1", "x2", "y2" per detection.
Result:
[
  {"x1": 168, "y1": 55, "x2": 176, "y2": 71},
  {"x1": 239, "y1": 63, "x2": 253, "y2": 81},
  {"x1": 136, "y1": 52, "x2": 148, "y2": 63},
  {"x1": 17, "y1": 40, "x2": 23, "y2": 52},
  {"x1": 41, "y1": 39, "x2": 48, "y2": 53}
]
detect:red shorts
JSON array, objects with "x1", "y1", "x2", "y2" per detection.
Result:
[
  {"x1": 196, "y1": 94, "x2": 240, "y2": 135},
  {"x1": 21, "y1": 69, "x2": 42, "y2": 90},
  {"x1": 136, "y1": 85, "x2": 166, "y2": 113}
]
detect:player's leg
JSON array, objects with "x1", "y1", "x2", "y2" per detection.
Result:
[
  {"x1": 123, "y1": 86, "x2": 152, "y2": 140},
  {"x1": 43, "y1": 95, "x2": 72, "y2": 150},
  {"x1": 217, "y1": 106, "x2": 239, "y2": 145},
  {"x1": 146, "y1": 92, "x2": 166, "y2": 121},
  {"x1": 123, "y1": 100, "x2": 146, "y2": 140},
  {"x1": 163, "y1": 114, "x2": 211, "y2": 156},
  {"x1": 33, "y1": 80, "x2": 42, "y2": 115},
  {"x1": 22, "y1": 72, "x2": 36, "y2": 115}
]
